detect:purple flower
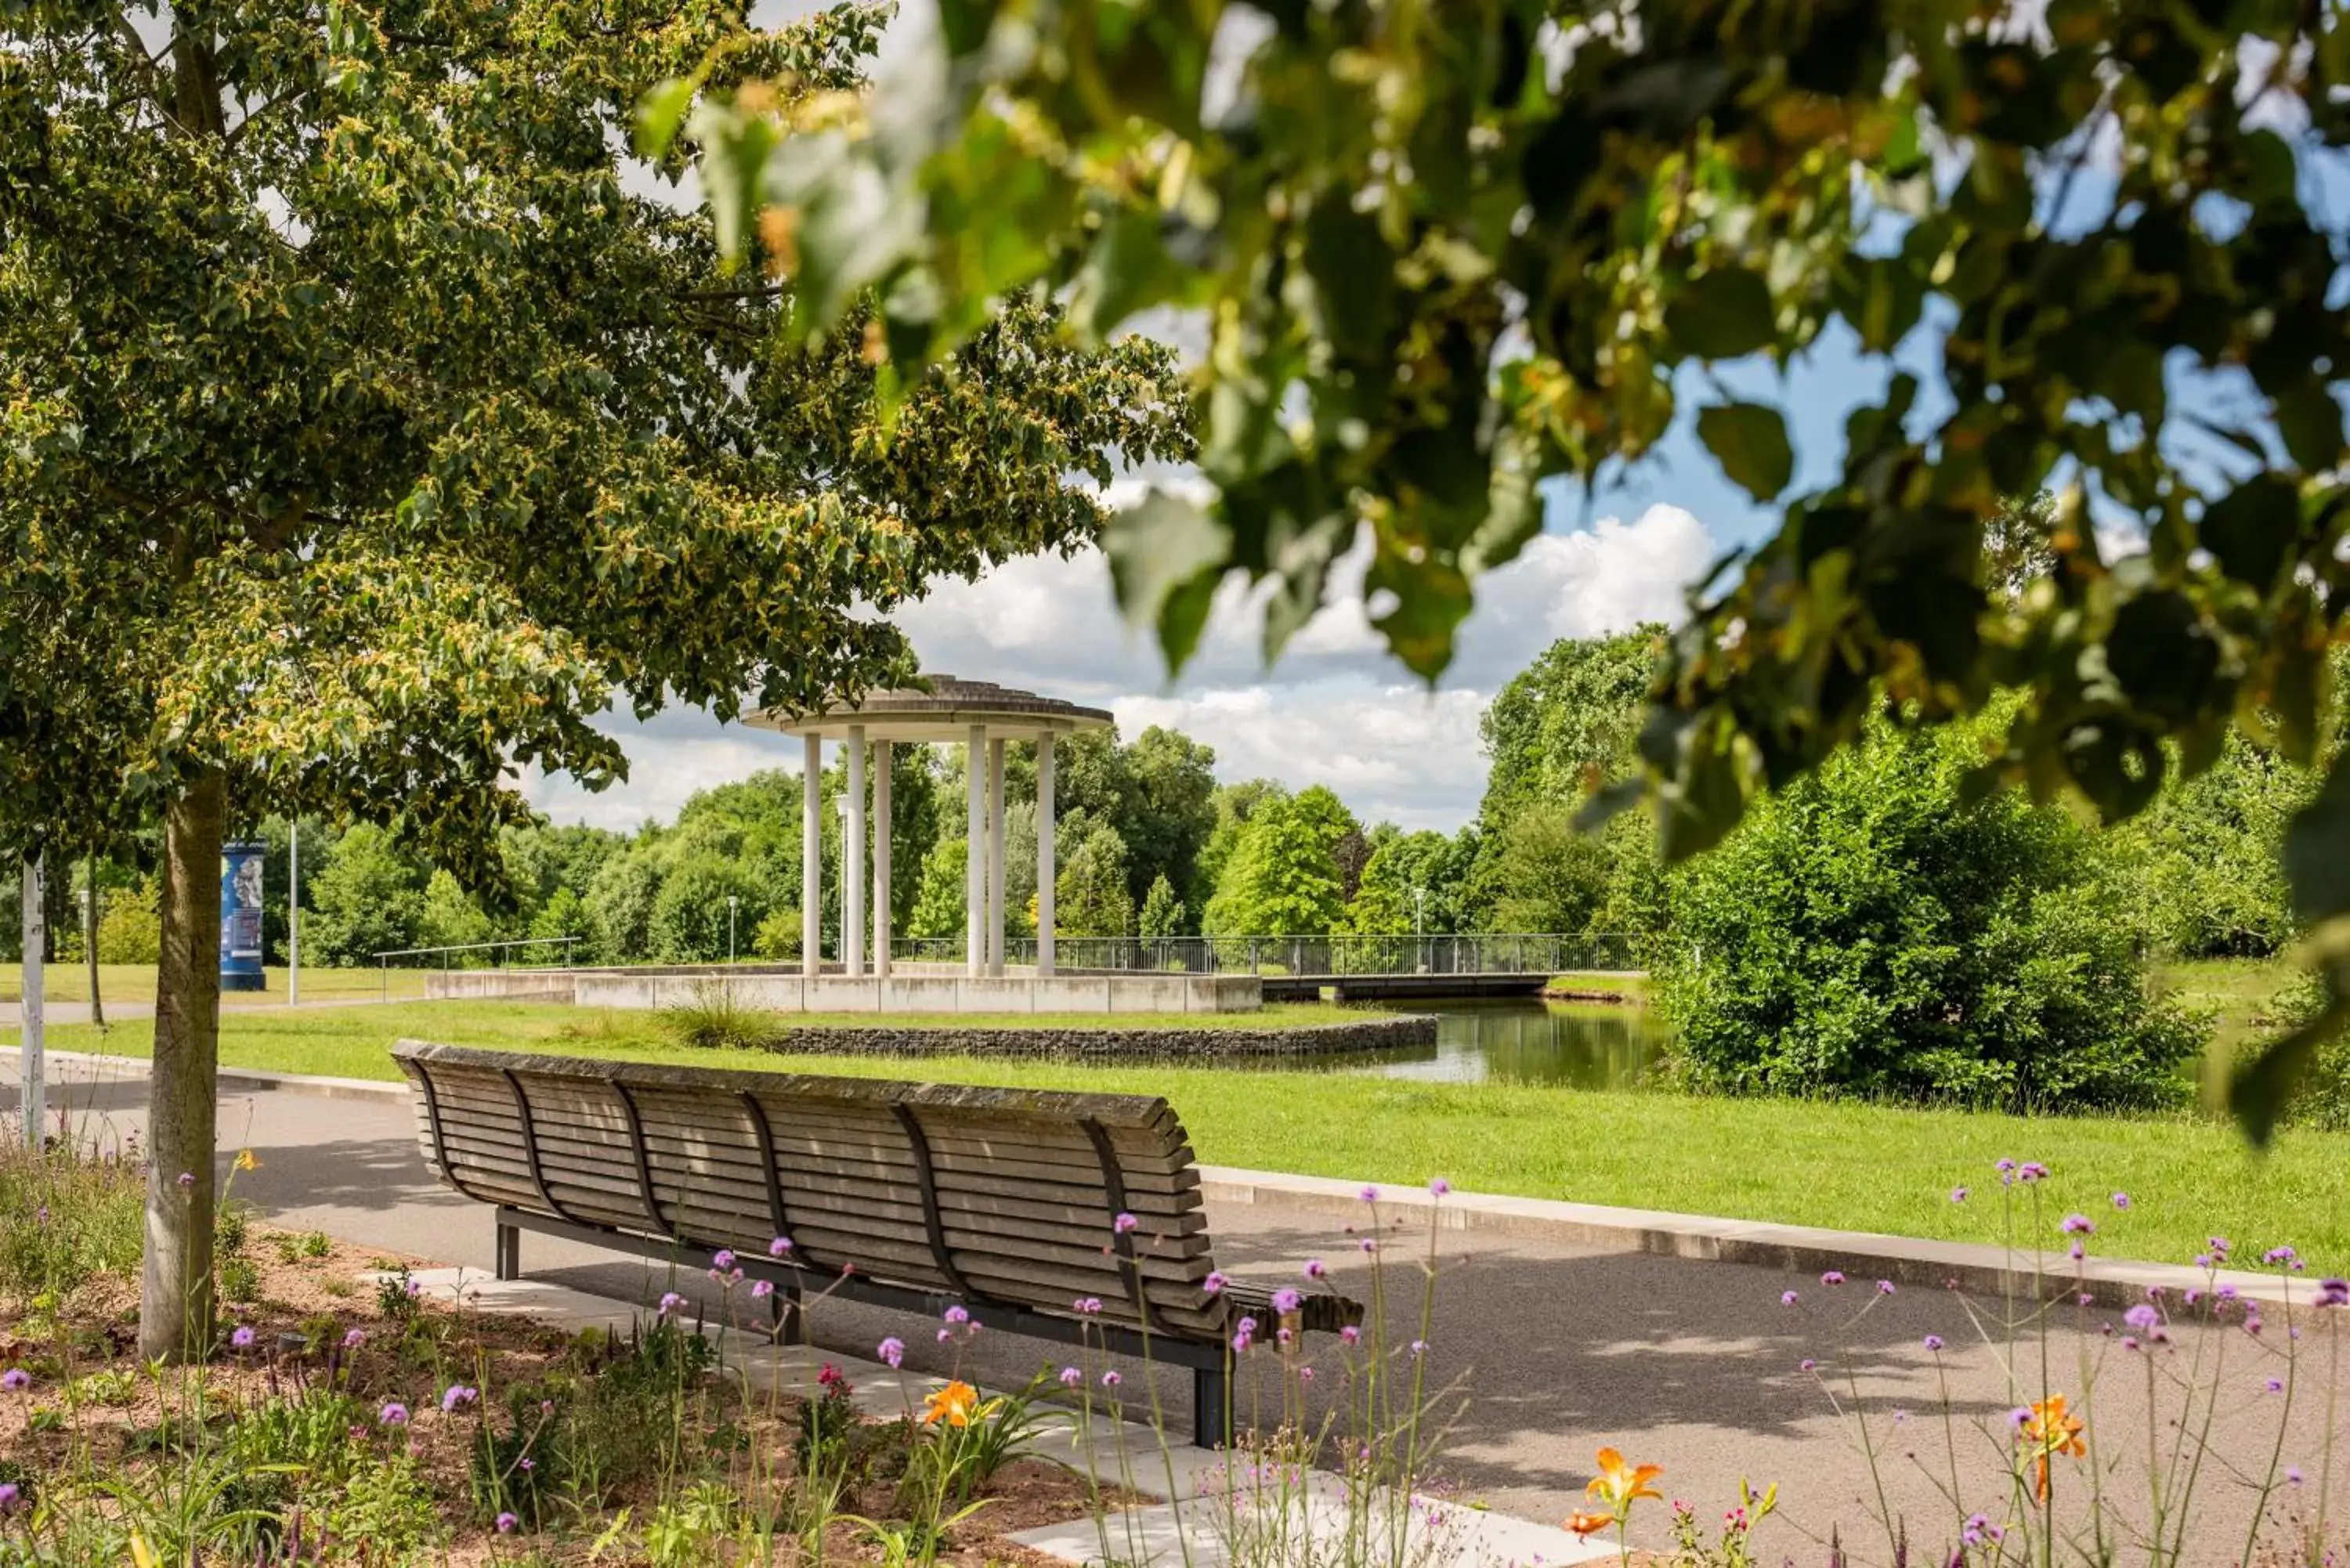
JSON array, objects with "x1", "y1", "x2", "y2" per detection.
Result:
[
  {"x1": 519, "y1": 1457, "x2": 534, "y2": 1471},
  {"x1": 877, "y1": 1336, "x2": 905, "y2": 1368},
  {"x1": 495, "y1": 1512, "x2": 519, "y2": 1534},
  {"x1": 1781, "y1": 1291, "x2": 1799, "y2": 1306},
  {"x1": 1059, "y1": 1366, "x2": 1082, "y2": 1388},
  {"x1": 1950, "y1": 1187, "x2": 1969, "y2": 1204},
  {"x1": 1876, "y1": 1280, "x2": 1896, "y2": 1295},
  {"x1": 1408, "y1": 1339, "x2": 1428, "y2": 1358},
  {"x1": 1202, "y1": 1270, "x2": 1228, "y2": 1295},
  {"x1": 380, "y1": 1402, "x2": 410, "y2": 1427},
  {"x1": 1303, "y1": 1259, "x2": 1326, "y2": 1280},
  {"x1": 442, "y1": 1385, "x2": 479, "y2": 1413},
  {"x1": 2289, "y1": 1467, "x2": 2305, "y2": 1485},
  {"x1": 1359, "y1": 1237, "x2": 1377, "y2": 1254},
  {"x1": 1428, "y1": 1177, "x2": 1452, "y2": 1197},
  {"x1": 1101, "y1": 1370, "x2": 1122, "y2": 1388},
  {"x1": 943, "y1": 1305, "x2": 971, "y2": 1326},
  {"x1": 2018, "y1": 1162, "x2": 2048, "y2": 1183},
  {"x1": 1271, "y1": 1288, "x2": 1302, "y2": 1315},
  {"x1": 176, "y1": 1171, "x2": 194, "y2": 1189},
  {"x1": 711, "y1": 1248, "x2": 736, "y2": 1270},
  {"x1": 1799, "y1": 1358, "x2": 1817, "y2": 1372},
  {"x1": 2007, "y1": 1406, "x2": 2033, "y2": 1429},
  {"x1": 1994, "y1": 1158, "x2": 2017, "y2": 1175},
  {"x1": 1340, "y1": 1325, "x2": 1361, "y2": 1346},
  {"x1": 768, "y1": 1236, "x2": 793, "y2": 1256},
  {"x1": 2061, "y1": 1214, "x2": 2095, "y2": 1236},
  {"x1": 1, "y1": 1369, "x2": 27, "y2": 1392},
  {"x1": 2314, "y1": 1277, "x2": 2350, "y2": 1308},
  {"x1": 657, "y1": 1292, "x2": 686, "y2": 1317},
  {"x1": 1112, "y1": 1212, "x2": 1139, "y2": 1234},
  {"x1": 1358, "y1": 1185, "x2": 1379, "y2": 1203},
  {"x1": 1074, "y1": 1296, "x2": 1102, "y2": 1314},
  {"x1": 1922, "y1": 1335, "x2": 1944, "y2": 1351},
  {"x1": 2124, "y1": 1304, "x2": 2161, "y2": 1332},
  {"x1": 2266, "y1": 1377, "x2": 2285, "y2": 1393},
  {"x1": 231, "y1": 1326, "x2": 255, "y2": 1349},
  {"x1": 751, "y1": 1279, "x2": 774, "y2": 1300},
  {"x1": 2265, "y1": 1246, "x2": 2299, "y2": 1267},
  {"x1": 1820, "y1": 1270, "x2": 1846, "y2": 1286},
  {"x1": 342, "y1": 1328, "x2": 367, "y2": 1349},
  {"x1": 2112, "y1": 1191, "x2": 2131, "y2": 1210},
  {"x1": 0, "y1": 1483, "x2": 17, "y2": 1512}
]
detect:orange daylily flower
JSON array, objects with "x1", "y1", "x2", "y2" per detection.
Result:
[
  {"x1": 2018, "y1": 1394, "x2": 2087, "y2": 1501},
  {"x1": 920, "y1": 1379, "x2": 981, "y2": 1428},
  {"x1": 1586, "y1": 1447, "x2": 1665, "y2": 1513},
  {"x1": 1564, "y1": 1509, "x2": 1615, "y2": 1537}
]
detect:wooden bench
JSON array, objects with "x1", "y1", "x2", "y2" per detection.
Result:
[{"x1": 392, "y1": 1041, "x2": 1361, "y2": 1444}]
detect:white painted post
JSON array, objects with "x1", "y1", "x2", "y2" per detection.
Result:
[
  {"x1": 964, "y1": 727, "x2": 985, "y2": 978},
  {"x1": 1036, "y1": 734, "x2": 1056, "y2": 977},
  {"x1": 802, "y1": 733, "x2": 822, "y2": 978},
  {"x1": 20, "y1": 853, "x2": 43, "y2": 1148},
  {"x1": 987, "y1": 737, "x2": 1007, "y2": 976},
  {"x1": 844, "y1": 725, "x2": 866, "y2": 979},
  {"x1": 287, "y1": 824, "x2": 300, "y2": 1005},
  {"x1": 873, "y1": 740, "x2": 893, "y2": 981}
]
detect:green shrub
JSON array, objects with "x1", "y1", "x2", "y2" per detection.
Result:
[
  {"x1": 1655, "y1": 710, "x2": 2205, "y2": 1112},
  {"x1": 657, "y1": 983, "x2": 787, "y2": 1052}
]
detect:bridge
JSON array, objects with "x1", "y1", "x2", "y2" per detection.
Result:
[{"x1": 892, "y1": 933, "x2": 1640, "y2": 1002}]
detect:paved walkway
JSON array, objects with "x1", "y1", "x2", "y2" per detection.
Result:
[{"x1": 8, "y1": 1057, "x2": 2344, "y2": 1561}]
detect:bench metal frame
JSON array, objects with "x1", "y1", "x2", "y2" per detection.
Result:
[{"x1": 491, "y1": 1205, "x2": 1235, "y2": 1445}]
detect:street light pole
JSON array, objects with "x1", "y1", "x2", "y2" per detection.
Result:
[
  {"x1": 728, "y1": 895, "x2": 739, "y2": 964},
  {"x1": 287, "y1": 822, "x2": 301, "y2": 1006}
]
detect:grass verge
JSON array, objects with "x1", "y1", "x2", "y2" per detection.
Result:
[
  {"x1": 9, "y1": 999, "x2": 2348, "y2": 1272},
  {"x1": 0, "y1": 963, "x2": 429, "y2": 1005}
]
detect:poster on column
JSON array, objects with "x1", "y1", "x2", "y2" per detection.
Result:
[{"x1": 220, "y1": 840, "x2": 267, "y2": 992}]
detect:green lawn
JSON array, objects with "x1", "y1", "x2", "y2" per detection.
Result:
[
  {"x1": 2152, "y1": 952, "x2": 2307, "y2": 1053},
  {"x1": 11, "y1": 998, "x2": 2346, "y2": 1273}
]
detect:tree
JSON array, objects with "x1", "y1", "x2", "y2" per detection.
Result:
[
  {"x1": 1655, "y1": 711, "x2": 2204, "y2": 1113},
  {"x1": 304, "y1": 827, "x2": 426, "y2": 967},
  {"x1": 649, "y1": 855, "x2": 772, "y2": 963},
  {"x1": 2113, "y1": 734, "x2": 2315, "y2": 959},
  {"x1": 907, "y1": 837, "x2": 968, "y2": 942},
  {"x1": 1195, "y1": 781, "x2": 1285, "y2": 901},
  {"x1": 679, "y1": 1, "x2": 2350, "y2": 1136},
  {"x1": 1202, "y1": 796, "x2": 1346, "y2": 938},
  {"x1": 1137, "y1": 873, "x2": 1184, "y2": 941},
  {"x1": 1054, "y1": 822, "x2": 1135, "y2": 939},
  {"x1": 1473, "y1": 805, "x2": 1613, "y2": 935},
  {"x1": 2, "y1": 0, "x2": 1193, "y2": 1359},
  {"x1": 1346, "y1": 829, "x2": 1470, "y2": 936},
  {"x1": 1119, "y1": 728, "x2": 1219, "y2": 918}
]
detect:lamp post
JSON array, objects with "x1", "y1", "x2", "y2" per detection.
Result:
[
  {"x1": 287, "y1": 822, "x2": 300, "y2": 1006},
  {"x1": 1412, "y1": 887, "x2": 1427, "y2": 975},
  {"x1": 728, "y1": 895, "x2": 739, "y2": 964}
]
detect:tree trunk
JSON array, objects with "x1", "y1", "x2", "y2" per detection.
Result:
[
  {"x1": 85, "y1": 855, "x2": 103, "y2": 1031},
  {"x1": 140, "y1": 768, "x2": 224, "y2": 1362}
]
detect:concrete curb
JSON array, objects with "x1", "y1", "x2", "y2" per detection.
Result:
[{"x1": 8, "y1": 1047, "x2": 2309, "y2": 1313}]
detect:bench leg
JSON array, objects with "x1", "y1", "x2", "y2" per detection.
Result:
[
  {"x1": 1192, "y1": 1363, "x2": 1230, "y2": 1449},
  {"x1": 494, "y1": 1219, "x2": 521, "y2": 1282},
  {"x1": 768, "y1": 1286, "x2": 805, "y2": 1346}
]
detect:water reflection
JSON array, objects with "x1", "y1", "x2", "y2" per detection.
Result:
[{"x1": 1368, "y1": 999, "x2": 1670, "y2": 1086}]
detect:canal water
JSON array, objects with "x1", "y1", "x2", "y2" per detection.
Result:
[{"x1": 1357, "y1": 999, "x2": 1670, "y2": 1087}]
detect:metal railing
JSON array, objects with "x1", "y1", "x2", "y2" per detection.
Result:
[{"x1": 884, "y1": 932, "x2": 1640, "y2": 976}]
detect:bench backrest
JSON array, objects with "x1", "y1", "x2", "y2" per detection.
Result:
[{"x1": 392, "y1": 1041, "x2": 1227, "y2": 1338}]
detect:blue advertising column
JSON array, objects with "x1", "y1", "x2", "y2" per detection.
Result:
[{"x1": 220, "y1": 840, "x2": 266, "y2": 992}]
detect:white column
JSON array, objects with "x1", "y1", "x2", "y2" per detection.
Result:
[
  {"x1": 801, "y1": 733, "x2": 822, "y2": 978},
  {"x1": 20, "y1": 853, "x2": 43, "y2": 1148},
  {"x1": 844, "y1": 726, "x2": 866, "y2": 980},
  {"x1": 1036, "y1": 735, "x2": 1057, "y2": 977},
  {"x1": 873, "y1": 740, "x2": 893, "y2": 981},
  {"x1": 964, "y1": 727, "x2": 986, "y2": 978},
  {"x1": 987, "y1": 737, "x2": 1007, "y2": 976}
]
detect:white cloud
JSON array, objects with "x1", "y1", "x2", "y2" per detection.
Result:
[{"x1": 522, "y1": 504, "x2": 1719, "y2": 834}]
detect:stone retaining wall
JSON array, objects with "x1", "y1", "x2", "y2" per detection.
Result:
[{"x1": 755, "y1": 1013, "x2": 1435, "y2": 1061}]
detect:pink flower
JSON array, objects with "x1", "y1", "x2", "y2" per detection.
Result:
[
  {"x1": 877, "y1": 1336, "x2": 905, "y2": 1368},
  {"x1": 1112, "y1": 1212, "x2": 1139, "y2": 1234},
  {"x1": 769, "y1": 1236, "x2": 794, "y2": 1256},
  {"x1": 1202, "y1": 1270, "x2": 1228, "y2": 1295},
  {"x1": 1428, "y1": 1177, "x2": 1451, "y2": 1197}
]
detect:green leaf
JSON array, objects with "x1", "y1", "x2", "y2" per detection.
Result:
[
  {"x1": 1697, "y1": 402, "x2": 1794, "y2": 502},
  {"x1": 2198, "y1": 475, "x2": 2299, "y2": 590},
  {"x1": 1070, "y1": 208, "x2": 1180, "y2": 344},
  {"x1": 1664, "y1": 268, "x2": 1778, "y2": 361},
  {"x1": 2285, "y1": 750, "x2": 2350, "y2": 926},
  {"x1": 2275, "y1": 381, "x2": 2344, "y2": 474},
  {"x1": 634, "y1": 78, "x2": 697, "y2": 160},
  {"x1": 1102, "y1": 488, "x2": 1232, "y2": 670},
  {"x1": 2229, "y1": 998, "x2": 2348, "y2": 1147}
]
